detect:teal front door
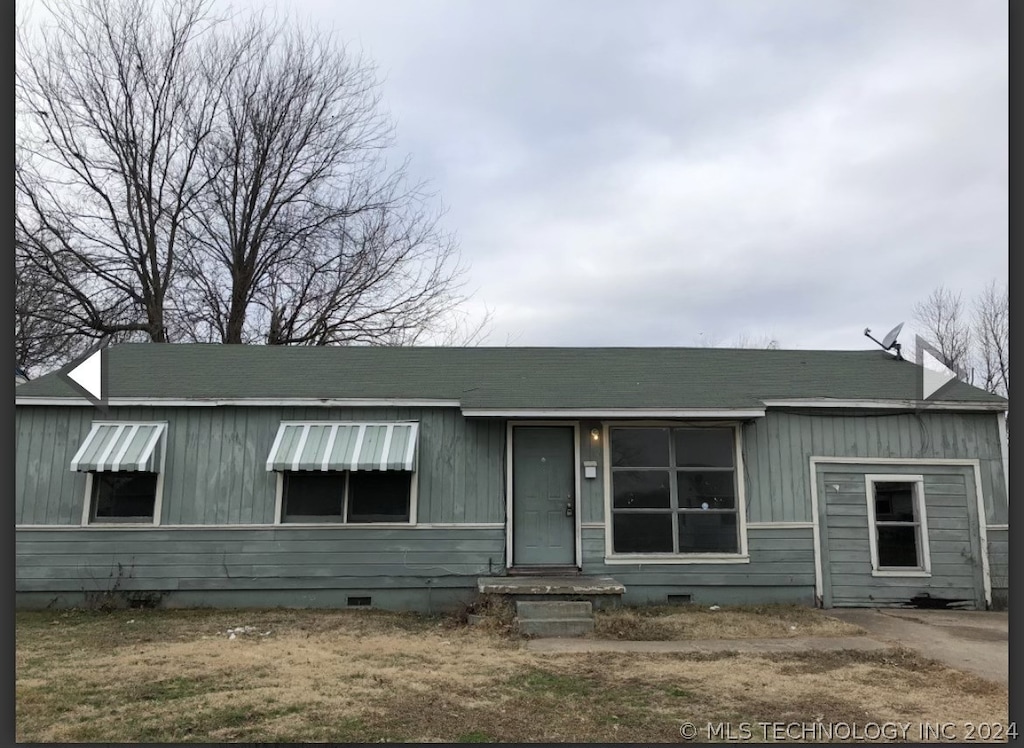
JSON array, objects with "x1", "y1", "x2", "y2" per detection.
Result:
[{"x1": 512, "y1": 426, "x2": 576, "y2": 566}]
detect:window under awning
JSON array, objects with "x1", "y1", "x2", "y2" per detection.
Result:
[
  {"x1": 70, "y1": 422, "x2": 167, "y2": 473},
  {"x1": 266, "y1": 422, "x2": 419, "y2": 472}
]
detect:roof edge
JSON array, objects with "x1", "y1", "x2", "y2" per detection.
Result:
[
  {"x1": 762, "y1": 398, "x2": 1008, "y2": 412},
  {"x1": 15, "y1": 397, "x2": 463, "y2": 408}
]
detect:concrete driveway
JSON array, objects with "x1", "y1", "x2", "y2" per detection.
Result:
[{"x1": 825, "y1": 608, "x2": 1009, "y2": 685}]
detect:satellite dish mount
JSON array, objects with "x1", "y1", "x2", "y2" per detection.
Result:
[{"x1": 864, "y1": 322, "x2": 904, "y2": 360}]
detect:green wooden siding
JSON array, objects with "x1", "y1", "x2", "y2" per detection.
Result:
[
  {"x1": 16, "y1": 403, "x2": 1006, "y2": 610},
  {"x1": 15, "y1": 406, "x2": 505, "y2": 526},
  {"x1": 987, "y1": 527, "x2": 1008, "y2": 606},
  {"x1": 816, "y1": 464, "x2": 985, "y2": 608},
  {"x1": 742, "y1": 411, "x2": 1006, "y2": 524},
  {"x1": 581, "y1": 525, "x2": 816, "y2": 605},
  {"x1": 16, "y1": 527, "x2": 506, "y2": 593}
]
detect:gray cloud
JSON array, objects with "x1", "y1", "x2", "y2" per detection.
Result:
[{"x1": 229, "y1": 0, "x2": 1007, "y2": 349}]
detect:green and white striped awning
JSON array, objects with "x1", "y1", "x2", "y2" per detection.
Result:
[
  {"x1": 266, "y1": 422, "x2": 419, "y2": 472},
  {"x1": 70, "y1": 422, "x2": 166, "y2": 473}
]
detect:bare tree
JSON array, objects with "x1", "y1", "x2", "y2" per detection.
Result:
[
  {"x1": 14, "y1": 231, "x2": 89, "y2": 376},
  {"x1": 16, "y1": 0, "x2": 234, "y2": 343},
  {"x1": 973, "y1": 280, "x2": 1008, "y2": 399},
  {"x1": 694, "y1": 331, "x2": 781, "y2": 349},
  {"x1": 912, "y1": 285, "x2": 973, "y2": 383},
  {"x1": 17, "y1": 0, "x2": 479, "y2": 354}
]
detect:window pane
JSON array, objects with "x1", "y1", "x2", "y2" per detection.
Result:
[
  {"x1": 612, "y1": 513, "x2": 673, "y2": 553},
  {"x1": 284, "y1": 473, "x2": 344, "y2": 520},
  {"x1": 678, "y1": 512, "x2": 738, "y2": 553},
  {"x1": 874, "y1": 482, "x2": 916, "y2": 522},
  {"x1": 613, "y1": 470, "x2": 671, "y2": 509},
  {"x1": 677, "y1": 471, "x2": 736, "y2": 509},
  {"x1": 348, "y1": 472, "x2": 412, "y2": 523},
  {"x1": 674, "y1": 428, "x2": 734, "y2": 467},
  {"x1": 611, "y1": 428, "x2": 670, "y2": 467},
  {"x1": 877, "y1": 525, "x2": 920, "y2": 567},
  {"x1": 92, "y1": 472, "x2": 158, "y2": 520}
]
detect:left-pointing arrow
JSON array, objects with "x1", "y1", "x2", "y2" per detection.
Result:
[
  {"x1": 66, "y1": 348, "x2": 103, "y2": 400},
  {"x1": 60, "y1": 342, "x2": 109, "y2": 409}
]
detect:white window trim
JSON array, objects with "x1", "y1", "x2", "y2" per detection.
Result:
[
  {"x1": 602, "y1": 421, "x2": 749, "y2": 564},
  {"x1": 864, "y1": 474, "x2": 931, "y2": 577},
  {"x1": 80, "y1": 423, "x2": 167, "y2": 527},
  {"x1": 273, "y1": 466, "x2": 418, "y2": 526}
]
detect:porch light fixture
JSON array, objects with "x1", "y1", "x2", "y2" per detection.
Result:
[{"x1": 591, "y1": 428, "x2": 600, "y2": 442}]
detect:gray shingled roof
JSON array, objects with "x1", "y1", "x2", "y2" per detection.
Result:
[{"x1": 15, "y1": 343, "x2": 1007, "y2": 409}]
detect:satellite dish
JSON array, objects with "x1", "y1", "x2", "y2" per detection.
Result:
[
  {"x1": 881, "y1": 322, "x2": 904, "y2": 349},
  {"x1": 864, "y1": 322, "x2": 905, "y2": 360}
]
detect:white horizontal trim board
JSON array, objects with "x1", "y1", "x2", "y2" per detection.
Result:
[
  {"x1": 465, "y1": 408, "x2": 765, "y2": 418},
  {"x1": 603, "y1": 555, "x2": 751, "y2": 565},
  {"x1": 745, "y1": 522, "x2": 815, "y2": 529},
  {"x1": 16, "y1": 397, "x2": 462, "y2": 408},
  {"x1": 872, "y1": 570, "x2": 931, "y2": 578},
  {"x1": 579, "y1": 522, "x2": 605, "y2": 530},
  {"x1": 763, "y1": 398, "x2": 1007, "y2": 412},
  {"x1": 15, "y1": 522, "x2": 505, "y2": 531},
  {"x1": 986, "y1": 524, "x2": 1009, "y2": 531}
]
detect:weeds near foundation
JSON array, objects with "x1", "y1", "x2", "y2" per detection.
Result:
[
  {"x1": 81, "y1": 560, "x2": 164, "y2": 612},
  {"x1": 447, "y1": 595, "x2": 519, "y2": 637}
]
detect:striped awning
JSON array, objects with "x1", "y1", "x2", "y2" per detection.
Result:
[
  {"x1": 70, "y1": 422, "x2": 166, "y2": 473},
  {"x1": 266, "y1": 422, "x2": 419, "y2": 472}
]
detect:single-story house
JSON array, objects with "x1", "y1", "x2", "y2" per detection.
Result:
[{"x1": 15, "y1": 344, "x2": 1009, "y2": 611}]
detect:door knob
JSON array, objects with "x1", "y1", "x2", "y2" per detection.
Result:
[{"x1": 565, "y1": 502, "x2": 574, "y2": 517}]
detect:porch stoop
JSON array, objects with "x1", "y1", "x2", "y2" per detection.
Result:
[
  {"x1": 515, "y1": 600, "x2": 594, "y2": 637},
  {"x1": 476, "y1": 575, "x2": 626, "y2": 615}
]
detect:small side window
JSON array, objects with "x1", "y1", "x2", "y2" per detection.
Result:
[
  {"x1": 282, "y1": 473, "x2": 346, "y2": 523},
  {"x1": 90, "y1": 472, "x2": 159, "y2": 523},
  {"x1": 867, "y1": 477, "x2": 930, "y2": 574},
  {"x1": 347, "y1": 472, "x2": 412, "y2": 523}
]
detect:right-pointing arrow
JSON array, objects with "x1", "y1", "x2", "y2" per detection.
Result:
[{"x1": 920, "y1": 349, "x2": 956, "y2": 399}]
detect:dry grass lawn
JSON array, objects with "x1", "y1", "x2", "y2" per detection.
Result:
[
  {"x1": 591, "y1": 603, "x2": 865, "y2": 640},
  {"x1": 17, "y1": 606, "x2": 1008, "y2": 743}
]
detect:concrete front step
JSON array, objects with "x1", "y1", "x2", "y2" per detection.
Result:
[
  {"x1": 478, "y1": 575, "x2": 625, "y2": 596},
  {"x1": 516, "y1": 600, "x2": 594, "y2": 638},
  {"x1": 518, "y1": 617, "x2": 595, "y2": 637},
  {"x1": 517, "y1": 600, "x2": 592, "y2": 619}
]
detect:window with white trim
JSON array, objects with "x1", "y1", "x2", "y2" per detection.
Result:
[
  {"x1": 267, "y1": 421, "x2": 419, "y2": 524},
  {"x1": 70, "y1": 421, "x2": 167, "y2": 525},
  {"x1": 867, "y1": 477, "x2": 930, "y2": 572},
  {"x1": 282, "y1": 471, "x2": 412, "y2": 524},
  {"x1": 609, "y1": 427, "x2": 740, "y2": 554}
]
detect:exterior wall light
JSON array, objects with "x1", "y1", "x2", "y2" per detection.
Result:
[{"x1": 591, "y1": 428, "x2": 600, "y2": 442}]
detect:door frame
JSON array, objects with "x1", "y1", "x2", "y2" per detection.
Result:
[{"x1": 505, "y1": 421, "x2": 581, "y2": 569}]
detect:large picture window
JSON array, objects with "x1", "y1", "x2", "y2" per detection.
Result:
[
  {"x1": 610, "y1": 427, "x2": 740, "y2": 555},
  {"x1": 282, "y1": 471, "x2": 412, "y2": 524}
]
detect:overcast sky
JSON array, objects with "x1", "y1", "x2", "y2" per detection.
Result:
[{"x1": 38, "y1": 0, "x2": 1011, "y2": 351}]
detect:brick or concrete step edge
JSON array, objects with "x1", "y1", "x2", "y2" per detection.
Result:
[
  {"x1": 516, "y1": 600, "x2": 592, "y2": 619},
  {"x1": 478, "y1": 576, "x2": 625, "y2": 595},
  {"x1": 518, "y1": 618, "x2": 595, "y2": 637},
  {"x1": 524, "y1": 636, "x2": 888, "y2": 653}
]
